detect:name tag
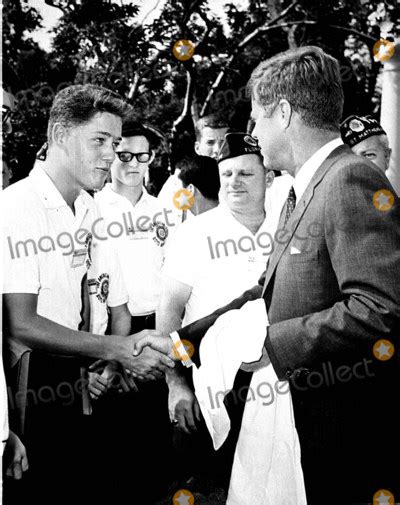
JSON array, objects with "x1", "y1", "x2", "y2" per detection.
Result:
[
  {"x1": 87, "y1": 278, "x2": 97, "y2": 295},
  {"x1": 128, "y1": 229, "x2": 149, "y2": 241},
  {"x1": 71, "y1": 249, "x2": 87, "y2": 268}
]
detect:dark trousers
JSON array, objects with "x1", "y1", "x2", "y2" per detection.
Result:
[
  {"x1": 91, "y1": 312, "x2": 174, "y2": 504},
  {"x1": 3, "y1": 352, "x2": 93, "y2": 505},
  {"x1": 130, "y1": 312, "x2": 156, "y2": 334}
]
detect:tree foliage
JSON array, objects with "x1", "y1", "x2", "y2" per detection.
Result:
[{"x1": 2, "y1": 0, "x2": 399, "y2": 189}]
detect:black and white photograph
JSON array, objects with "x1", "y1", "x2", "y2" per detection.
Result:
[{"x1": 1, "y1": 0, "x2": 399, "y2": 504}]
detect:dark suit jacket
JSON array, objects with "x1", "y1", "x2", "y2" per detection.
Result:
[{"x1": 178, "y1": 145, "x2": 400, "y2": 502}]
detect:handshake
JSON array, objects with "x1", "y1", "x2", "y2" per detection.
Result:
[{"x1": 88, "y1": 330, "x2": 182, "y2": 400}]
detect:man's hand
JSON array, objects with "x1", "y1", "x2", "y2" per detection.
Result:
[
  {"x1": 110, "y1": 330, "x2": 175, "y2": 375},
  {"x1": 168, "y1": 379, "x2": 201, "y2": 434},
  {"x1": 129, "y1": 346, "x2": 174, "y2": 379},
  {"x1": 133, "y1": 333, "x2": 177, "y2": 361},
  {"x1": 89, "y1": 360, "x2": 139, "y2": 399},
  {"x1": 4, "y1": 431, "x2": 29, "y2": 480},
  {"x1": 88, "y1": 370, "x2": 110, "y2": 399}
]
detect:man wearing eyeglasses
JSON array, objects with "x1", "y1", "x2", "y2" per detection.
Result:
[
  {"x1": 95, "y1": 116, "x2": 172, "y2": 333},
  {"x1": 93, "y1": 115, "x2": 175, "y2": 502}
]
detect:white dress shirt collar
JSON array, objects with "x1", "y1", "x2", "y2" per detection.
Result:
[{"x1": 293, "y1": 137, "x2": 343, "y2": 202}]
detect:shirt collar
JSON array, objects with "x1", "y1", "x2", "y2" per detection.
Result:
[
  {"x1": 217, "y1": 201, "x2": 267, "y2": 232},
  {"x1": 29, "y1": 162, "x2": 93, "y2": 211},
  {"x1": 293, "y1": 137, "x2": 343, "y2": 202},
  {"x1": 100, "y1": 183, "x2": 149, "y2": 207}
]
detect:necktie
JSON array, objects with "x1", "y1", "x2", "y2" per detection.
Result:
[{"x1": 284, "y1": 186, "x2": 296, "y2": 226}]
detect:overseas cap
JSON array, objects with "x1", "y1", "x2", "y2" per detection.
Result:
[
  {"x1": 340, "y1": 115, "x2": 386, "y2": 148},
  {"x1": 217, "y1": 132, "x2": 262, "y2": 163}
]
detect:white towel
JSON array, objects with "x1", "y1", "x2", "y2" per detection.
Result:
[
  {"x1": 192, "y1": 299, "x2": 307, "y2": 505},
  {"x1": 192, "y1": 299, "x2": 268, "y2": 450}
]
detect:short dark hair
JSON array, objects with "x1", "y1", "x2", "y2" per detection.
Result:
[
  {"x1": 194, "y1": 114, "x2": 229, "y2": 141},
  {"x1": 121, "y1": 113, "x2": 155, "y2": 149},
  {"x1": 248, "y1": 46, "x2": 344, "y2": 132},
  {"x1": 47, "y1": 84, "x2": 128, "y2": 143},
  {"x1": 178, "y1": 155, "x2": 220, "y2": 201}
]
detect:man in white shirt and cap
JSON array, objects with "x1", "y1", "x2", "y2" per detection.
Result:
[
  {"x1": 340, "y1": 114, "x2": 392, "y2": 174},
  {"x1": 158, "y1": 132, "x2": 276, "y2": 492}
]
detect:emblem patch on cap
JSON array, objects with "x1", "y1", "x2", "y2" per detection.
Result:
[
  {"x1": 349, "y1": 119, "x2": 364, "y2": 132},
  {"x1": 340, "y1": 114, "x2": 386, "y2": 148},
  {"x1": 244, "y1": 135, "x2": 258, "y2": 146}
]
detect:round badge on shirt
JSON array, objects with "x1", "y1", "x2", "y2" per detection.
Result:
[
  {"x1": 96, "y1": 273, "x2": 110, "y2": 303},
  {"x1": 150, "y1": 221, "x2": 169, "y2": 247}
]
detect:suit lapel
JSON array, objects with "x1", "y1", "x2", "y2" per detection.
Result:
[{"x1": 261, "y1": 145, "x2": 349, "y2": 297}]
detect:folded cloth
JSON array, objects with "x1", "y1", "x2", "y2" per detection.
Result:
[
  {"x1": 192, "y1": 299, "x2": 268, "y2": 450},
  {"x1": 192, "y1": 298, "x2": 307, "y2": 505}
]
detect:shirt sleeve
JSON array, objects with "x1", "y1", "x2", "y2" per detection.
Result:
[
  {"x1": 103, "y1": 241, "x2": 129, "y2": 308},
  {"x1": 2, "y1": 202, "x2": 41, "y2": 294},
  {"x1": 162, "y1": 220, "x2": 198, "y2": 287}
]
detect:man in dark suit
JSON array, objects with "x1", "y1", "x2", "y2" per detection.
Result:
[{"x1": 136, "y1": 46, "x2": 400, "y2": 504}]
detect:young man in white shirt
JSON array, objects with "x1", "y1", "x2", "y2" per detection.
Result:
[
  {"x1": 1, "y1": 85, "x2": 173, "y2": 504},
  {"x1": 95, "y1": 117, "x2": 172, "y2": 331},
  {"x1": 157, "y1": 114, "x2": 229, "y2": 225},
  {"x1": 94, "y1": 116, "x2": 175, "y2": 502}
]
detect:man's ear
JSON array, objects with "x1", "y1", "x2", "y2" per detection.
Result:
[
  {"x1": 52, "y1": 122, "x2": 69, "y2": 146},
  {"x1": 187, "y1": 183, "x2": 196, "y2": 196},
  {"x1": 194, "y1": 141, "x2": 201, "y2": 155},
  {"x1": 385, "y1": 148, "x2": 392, "y2": 168},
  {"x1": 278, "y1": 99, "x2": 292, "y2": 129},
  {"x1": 149, "y1": 150, "x2": 156, "y2": 164},
  {"x1": 265, "y1": 170, "x2": 275, "y2": 188}
]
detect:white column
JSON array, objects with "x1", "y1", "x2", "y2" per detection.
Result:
[{"x1": 380, "y1": 40, "x2": 400, "y2": 195}]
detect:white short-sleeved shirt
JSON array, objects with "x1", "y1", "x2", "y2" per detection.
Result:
[
  {"x1": 1, "y1": 164, "x2": 113, "y2": 361},
  {"x1": 163, "y1": 204, "x2": 277, "y2": 325},
  {"x1": 95, "y1": 184, "x2": 171, "y2": 316},
  {"x1": 87, "y1": 239, "x2": 128, "y2": 335}
]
